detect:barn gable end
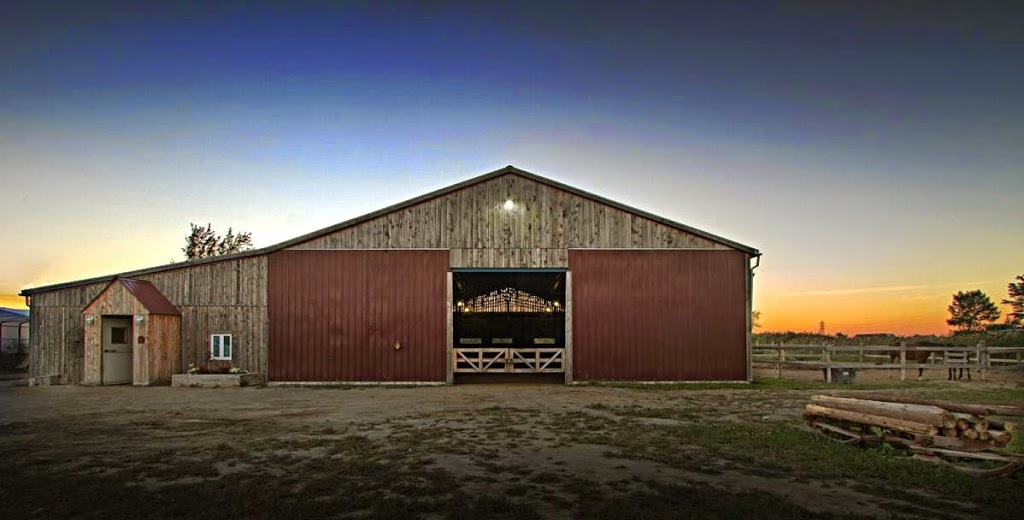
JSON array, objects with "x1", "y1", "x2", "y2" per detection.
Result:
[{"x1": 285, "y1": 171, "x2": 746, "y2": 268}]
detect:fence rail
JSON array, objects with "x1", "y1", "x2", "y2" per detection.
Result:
[{"x1": 752, "y1": 343, "x2": 1024, "y2": 382}]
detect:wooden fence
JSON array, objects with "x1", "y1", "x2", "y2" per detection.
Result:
[{"x1": 752, "y1": 343, "x2": 1024, "y2": 382}]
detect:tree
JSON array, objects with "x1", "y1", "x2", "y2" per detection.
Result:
[
  {"x1": 183, "y1": 223, "x2": 254, "y2": 260},
  {"x1": 946, "y1": 290, "x2": 1000, "y2": 333},
  {"x1": 1001, "y1": 274, "x2": 1024, "y2": 325},
  {"x1": 751, "y1": 310, "x2": 762, "y2": 330}
]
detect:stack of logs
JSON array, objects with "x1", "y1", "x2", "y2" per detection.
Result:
[{"x1": 805, "y1": 394, "x2": 1024, "y2": 478}]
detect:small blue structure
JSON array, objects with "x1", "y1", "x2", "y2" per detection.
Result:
[{"x1": 1, "y1": 308, "x2": 29, "y2": 354}]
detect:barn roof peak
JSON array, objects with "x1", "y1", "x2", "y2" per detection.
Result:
[
  {"x1": 20, "y1": 165, "x2": 758, "y2": 296},
  {"x1": 269, "y1": 164, "x2": 757, "y2": 254},
  {"x1": 82, "y1": 277, "x2": 182, "y2": 316}
]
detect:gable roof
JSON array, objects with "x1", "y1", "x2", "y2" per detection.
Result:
[
  {"x1": 21, "y1": 165, "x2": 759, "y2": 296},
  {"x1": 83, "y1": 277, "x2": 182, "y2": 316}
]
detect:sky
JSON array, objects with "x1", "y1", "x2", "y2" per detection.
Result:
[{"x1": 1, "y1": 1, "x2": 1022, "y2": 335}]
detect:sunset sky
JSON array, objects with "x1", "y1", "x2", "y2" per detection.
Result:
[{"x1": 2, "y1": 1, "x2": 1022, "y2": 335}]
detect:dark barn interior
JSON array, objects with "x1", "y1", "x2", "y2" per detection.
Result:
[{"x1": 453, "y1": 270, "x2": 566, "y2": 382}]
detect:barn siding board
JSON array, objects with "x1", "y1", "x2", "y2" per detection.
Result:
[
  {"x1": 569, "y1": 250, "x2": 748, "y2": 381},
  {"x1": 268, "y1": 250, "x2": 448, "y2": 382},
  {"x1": 286, "y1": 174, "x2": 728, "y2": 267}
]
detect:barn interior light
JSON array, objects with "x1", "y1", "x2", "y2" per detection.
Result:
[
  {"x1": 503, "y1": 199, "x2": 515, "y2": 210},
  {"x1": 553, "y1": 301, "x2": 560, "y2": 308}
]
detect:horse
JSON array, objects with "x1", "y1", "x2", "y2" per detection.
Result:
[
  {"x1": 887, "y1": 341, "x2": 943, "y2": 381},
  {"x1": 944, "y1": 349, "x2": 972, "y2": 381}
]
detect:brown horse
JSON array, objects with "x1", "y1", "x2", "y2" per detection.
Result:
[{"x1": 888, "y1": 341, "x2": 942, "y2": 381}]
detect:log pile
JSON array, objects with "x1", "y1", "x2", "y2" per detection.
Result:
[{"x1": 804, "y1": 395, "x2": 1024, "y2": 478}]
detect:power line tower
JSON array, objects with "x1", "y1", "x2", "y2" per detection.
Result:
[{"x1": 818, "y1": 320, "x2": 826, "y2": 335}]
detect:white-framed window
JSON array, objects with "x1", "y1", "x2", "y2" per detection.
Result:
[{"x1": 210, "y1": 333, "x2": 233, "y2": 360}]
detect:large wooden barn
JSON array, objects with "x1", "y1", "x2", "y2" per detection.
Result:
[{"x1": 21, "y1": 166, "x2": 760, "y2": 385}]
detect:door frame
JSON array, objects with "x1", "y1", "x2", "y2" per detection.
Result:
[
  {"x1": 101, "y1": 315, "x2": 133, "y2": 385},
  {"x1": 447, "y1": 268, "x2": 570, "y2": 383}
]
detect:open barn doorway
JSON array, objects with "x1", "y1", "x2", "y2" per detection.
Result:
[{"x1": 452, "y1": 269, "x2": 566, "y2": 383}]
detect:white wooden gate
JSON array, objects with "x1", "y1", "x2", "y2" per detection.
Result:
[{"x1": 454, "y1": 348, "x2": 564, "y2": 373}]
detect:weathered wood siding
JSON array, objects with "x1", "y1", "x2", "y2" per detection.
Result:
[
  {"x1": 143, "y1": 314, "x2": 182, "y2": 386},
  {"x1": 286, "y1": 174, "x2": 728, "y2": 266},
  {"x1": 29, "y1": 256, "x2": 268, "y2": 384},
  {"x1": 29, "y1": 283, "x2": 106, "y2": 384}
]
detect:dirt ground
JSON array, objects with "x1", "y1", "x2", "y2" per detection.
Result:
[{"x1": 1, "y1": 374, "x2": 1022, "y2": 519}]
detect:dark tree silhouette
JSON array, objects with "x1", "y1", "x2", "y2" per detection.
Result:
[
  {"x1": 183, "y1": 223, "x2": 254, "y2": 260},
  {"x1": 1002, "y1": 274, "x2": 1024, "y2": 325},
  {"x1": 946, "y1": 290, "x2": 1000, "y2": 333}
]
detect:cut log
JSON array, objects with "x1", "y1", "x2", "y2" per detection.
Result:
[
  {"x1": 942, "y1": 427, "x2": 959, "y2": 437},
  {"x1": 956, "y1": 418, "x2": 972, "y2": 431},
  {"x1": 805, "y1": 404, "x2": 940, "y2": 436},
  {"x1": 839, "y1": 394, "x2": 1024, "y2": 417},
  {"x1": 989, "y1": 430, "x2": 1011, "y2": 445},
  {"x1": 963, "y1": 428, "x2": 979, "y2": 440},
  {"x1": 978, "y1": 431, "x2": 992, "y2": 441},
  {"x1": 810, "y1": 395, "x2": 956, "y2": 428}
]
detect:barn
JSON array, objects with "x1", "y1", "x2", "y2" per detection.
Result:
[{"x1": 20, "y1": 166, "x2": 760, "y2": 385}]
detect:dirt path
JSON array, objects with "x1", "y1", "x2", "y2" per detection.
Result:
[{"x1": 1, "y1": 383, "x2": 1020, "y2": 519}]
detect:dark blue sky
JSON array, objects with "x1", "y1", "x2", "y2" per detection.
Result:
[{"x1": 2, "y1": 1, "x2": 1022, "y2": 332}]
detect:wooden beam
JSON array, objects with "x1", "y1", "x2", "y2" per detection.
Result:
[
  {"x1": 810, "y1": 396, "x2": 956, "y2": 428},
  {"x1": 446, "y1": 271, "x2": 453, "y2": 384},
  {"x1": 843, "y1": 394, "x2": 1024, "y2": 417},
  {"x1": 564, "y1": 271, "x2": 573, "y2": 384},
  {"x1": 805, "y1": 404, "x2": 940, "y2": 436}
]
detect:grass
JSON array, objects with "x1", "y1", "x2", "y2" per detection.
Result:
[{"x1": 554, "y1": 408, "x2": 1024, "y2": 517}]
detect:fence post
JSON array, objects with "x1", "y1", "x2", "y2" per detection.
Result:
[
  {"x1": 979, "y1": 341, "x2": 987, "y2": 381},
  {"x1": 824, "y1": 345, "x2": 832, "y2": 383},
  {"x1": 776, "y1": 342, "x2": 783, "y2": 379},
  {"x1": 899, "y1": 342, "x2": 907, "y2": 382}
]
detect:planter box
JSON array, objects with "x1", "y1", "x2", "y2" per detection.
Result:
[{"x1": 172, "y1": 373, "x2": 264, "y2": 388}]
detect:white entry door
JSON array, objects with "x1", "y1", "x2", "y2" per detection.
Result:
[{"x1": 102, "y1": 318, "x2": 133, "y2": 385}]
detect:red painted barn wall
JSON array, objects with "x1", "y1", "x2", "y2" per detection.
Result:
[
  {"x1": 268, "y1": 250, "x2": 448, "y2": 382},
  {"x1": 569, "y1": 250, "x2": 748, "y2": 381}
]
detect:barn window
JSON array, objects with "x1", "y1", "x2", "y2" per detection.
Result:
[{"x1": 210, "y1": 334, "x2": 233, "y2": 360}]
